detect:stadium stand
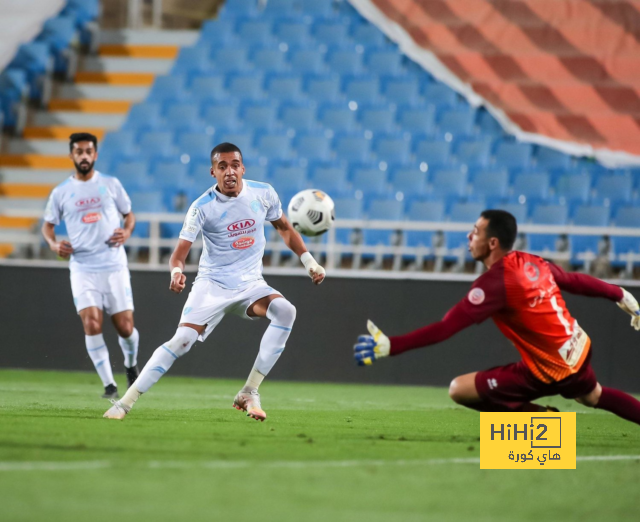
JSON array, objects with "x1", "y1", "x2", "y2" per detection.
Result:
[{"x1": 1, "y1": 0, "x2": 640, "y2": 277}]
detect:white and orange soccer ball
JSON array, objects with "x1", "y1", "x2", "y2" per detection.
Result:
[{"x1": 287, "y1": 189, "x2": 335, "y2": 237}]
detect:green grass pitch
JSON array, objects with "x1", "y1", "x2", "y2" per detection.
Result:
[{"x1": 1, "y1": 369, "x2": 639, "y2": 522}]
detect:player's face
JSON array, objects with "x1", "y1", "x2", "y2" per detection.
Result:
[
  {"x1": 468, "y1": 217, "x2": 491, "y2": 261},
  {"x1": 70, "y1": 141, "x2": 97, "y2": 175},
  {"x1": 211, "y1": 151, "x2": 245, "y2": 196}
]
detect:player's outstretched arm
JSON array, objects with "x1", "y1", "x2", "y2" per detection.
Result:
[
  {"x1": 548, "y1": 263, "x2": 640, "y2": 329},
  {"x1": 271, "y1": 214, "x2": 325, "y2": 285},
  {"x1": 354, "y1": 321, "x2": 390, "y2": 366},
  {"x1": 41, "y1": 221, "x2": 73, "y2": 259},
  {"x1": 168, "y1": 239, "x2": 192, "y2": 293}
]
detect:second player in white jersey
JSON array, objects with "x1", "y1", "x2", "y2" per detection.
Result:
[
  {"x1": 105, "y1": 143, "x2": 325, "y2": 422},
  {"x1": 42, "y1": 133, "x2": 140, "y2": 399}
]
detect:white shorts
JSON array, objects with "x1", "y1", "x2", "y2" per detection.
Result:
[
  {"x1": 70, "y1": 267, "x2": 134, "y2": 315},
  {"x1": 180, "y1": 278, "x2": 280, "y2": 341}
]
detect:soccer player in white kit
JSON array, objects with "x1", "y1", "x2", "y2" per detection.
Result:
[
  {"x1": 104, "y1": 142, "x2": 325, "y2": 422},
  {"x1": 42, "y1": 133, "x2": 140, "y2": 399}
]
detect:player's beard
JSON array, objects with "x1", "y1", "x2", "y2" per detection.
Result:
[{"x1": 74, "y1": 159, "x2": 95, "y2": 176}]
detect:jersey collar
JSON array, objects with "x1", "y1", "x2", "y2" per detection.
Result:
[
  {"x1": 71, "y1": 170, "x2": 100, "y2": 184},
  {"x1": 213, "y1": 180, "x2": 246, "y2": 201}
]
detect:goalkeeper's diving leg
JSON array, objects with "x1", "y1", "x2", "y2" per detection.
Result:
[{"x1": 103, "y1": 325, "x2": 200, "y2": 419}]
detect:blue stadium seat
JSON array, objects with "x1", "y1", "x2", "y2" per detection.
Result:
[
  {"x1": 227, "y1": 73, "x2": 265, "y2": 101},
  {"x1": 494, "y1": 141, "x2": 533, "y2": 171},
  {"x1": 265, "y1": 73, "x2": 304, "y2": 101},
  {"x1": 0, "y1": 69, "x2": 28, "y2": 128},
  {"x1": 570, "y1": 205, "x2": 610, "y2": 266},
  {"x1": 397, "y1": 105, "x2": 436, "y2": 134},
  {"x1": 438, "y1": 108, "x2": 476, "y2": 136},
  {"x1": 556, "y1": 174, "x2": 591, "y2": 209},
  {"x1": 444, "y1": 202, "x2": 484, "y2": 261},
  {"x1": 241, "y1": 101, "x2": 279, "y2": 131},
  {"x1": 217, "y1": 0, "x2": 260, "y2": 17},
  {"x1": 594, "y1": 175, "x2": 633, "y2": 206},
  {"x1": 281, "y1": 102, "x2": 318, "y2": 132},
  {"x1": 404, "y1": 200, "x2": 445, "y2": 257},
  {"x1": 382, "y1": 76, "x2": 421, "y2": 106},
  {"x1": 374, "y1": 134, "x2": 411, "y2": 163},
  {"x1": 305, "y1": 74, "x2": 342, "y2": 102},
  {"x1": 492, "y1": 202, "x2": 529, "y2": 222},
  {"x1": 455, "y1": 139, "x2": 491, "y2": 167},
  {"x1": 138, "y1": 132, "x2": 175, "y2": 159},
  {"x1": 319, "y1": 102, "x2": 358, "y2": 132},
  {"x1": 295, "y1": 132, "x2": 333, "y2": 161},
  {"x1": 100, "y1": 131, "x2": 137, "y2": 161},
  {"x1": 163, "y1": 103, "x2": 203, "y2": 132},
  {"x1": 528, "y1": 204, "x2": 569, "y2": 253},
  {"x1": 366, "y1": 50, "x2": 404, "y2": 76},
  {"x1": 176, "y1": 133, "x2": 214, "y2": 164},
  {"x1": 129, "y1": 190, "x2": 166, "y2": 213},
  {"x1": 147, "y1": 76, "x2": 188, "y2": 105},
  {"x1": 431, "y1": 169, "x2": 468, "y2": 210},
  {"x1": 270, "y1": 165, "x2": 308, "y2": 194},
  {"x1": 423, "y1": 83, "x2": 457, "y2": 108},
  {"x1": 612, "y1": 207, "x2": 640, "y2": 269},
  {"x1": 326, "y1": 47, "x2": 364, "y2": 75},
  {"x1": 256, "y1": 133, "x2": 293, "y2": 160},
  {"x1": 202, "y1": 100, "x2": 240, "y2": 128},
  {"x1": 363, "y1": 199, "x2": 404, "y2": 251},
  {"x1": 114, "y1": 161, "x2": 152, "y2": 190},
  {"x1": 251, "y1": 47, "x2": 289, "y2": 73},
  {"x1": 313, "y1": 20, "x2": 351, "y2": 45},
  {"x1": 299, "y1": 0, "x2": 336, "y2": 16},
  {"x1": 359, "y1": 105, "x2": 396, "y2": 133},
  {"x1": 9, "y1": 42, "x2": 52, "y2": 100},
  {"x1": 237, "y1": 20, "x2": 275, "y2": 46},
  {"x1": 535, "y1": 147, "x2": 572, "y2": 170},
  {"x1": 123, "y1": 103, "x2": 163, "y2": 132},
  {"x1": 351, "y1": 24, "x2": 388, "y2": 47},
  {"x1": 471, "y1": 170, "x2": 509, "y2": 200},
  {"x1": 310, "y1": 163, "x2": 350, "y2": 196},
  {"x1": 274, "y1": 21, "x2": 312, "y2": 46},
  {"x1": 414, "y1": 140, "x2": 451, "y2": 169},
  {"x1": 213, "y1": 49, "x2": 252, "y2": 73},
  {"x1": 352, "y1": 167, "x2": 388, "y2": 199},
  {"x1": 199, "y1": 22, "x2": 237, "y2": 46},
  {"x1": 243, "y1": 160, "x2": 269, "y2": 183},
  {"x1": 37, "y1": 16, "x2": 77, "y2": 75},
  {"x1": 215, "y1": 131, "x2": 255, "y2": 158},
  {"x1": 344, "y1": 75, "x2": 380, "y2": 104},
  {"x1": 332, "y1": 197, "x2": 363, "y2": 244},
  {"x1": 391, "y1": 168, "x2": 428, "y2": 201},
  {"x1": 477, "y1": 108, "x2": 503, "y2": 135},
  {"x1": 289, "y1": 48, "x2": 326, "y2": 74},
  {"x1": 189, "y1": 75, "x2": 227, "y2": 103},
  {"x1": 334, "y1": 133, "x2": 371, "y2": 162},
  {"x1": 512, "y1": 172, "x2": 550, "y2": 205},
  {"x1": 263, "y1": 0, "x2": 297, "y2": 16},
  {"x1": 172, "y1": 46, "x2": 211, "y2": 76}
]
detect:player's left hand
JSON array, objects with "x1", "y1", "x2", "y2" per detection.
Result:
[
  {"x1": 354, "y1": 320, "x2": 390, "y2": 366},
  {"x1": 107, "y1": 227, "x2": 131, "y2": 247},
  {"x1": 309, "y1": 263, "x2": 325, "y2": 285},
  {"x1": 617, "y1": 287, "x2": 640, "y2": 330}
]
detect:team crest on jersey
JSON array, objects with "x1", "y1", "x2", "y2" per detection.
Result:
[
  {"x1": 82, "y1": 212, "x2": 101, "y2": 224},
  {"x1": 232, "y1": 237, "x2": 255, "y2": 250},
  {"x1": 468, "y1": 287, "x2": 486, "y2": 305},
  {"x1": 250, "y1": 200, "x2": 261, "y2": 213},
  {"x1": 524, "y1": 262, "x2": 540, "y2": 282}
]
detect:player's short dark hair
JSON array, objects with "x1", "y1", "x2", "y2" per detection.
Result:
[
  {"x1": 69, "y1": 132, "x2": 98, "y2": 152},
  {"x1": 480, "y1": 209, "x2": 517, "y2": 251},
  {"x1": 211, "y1": 142, "x2": 243, "y2": 162}
]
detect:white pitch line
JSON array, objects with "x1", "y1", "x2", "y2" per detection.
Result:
[{"x1": 3, "y1": 455, "x2": 639, "y2": 472}]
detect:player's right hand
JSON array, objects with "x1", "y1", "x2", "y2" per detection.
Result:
[
  {"x1": 354, "y1": 320, "x2": 391, "y2": 366},
  {"x1": 617, "y1": 288, "x2": 640, "y2": 331},
  {"x1": 52, "y1": 240, "x2": 73, "y2": 259},
  {"x1": 170, "y1": 272, "x2": 187, "y2": 293}
]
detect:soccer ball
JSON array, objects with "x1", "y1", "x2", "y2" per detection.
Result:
[{"x1": 287, "y1": 189, "x2": 335, "y2": 237}]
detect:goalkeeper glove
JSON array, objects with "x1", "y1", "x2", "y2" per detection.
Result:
[
  {"x1": 617, "y1": 288, "x2": 640, "y2": 331},
  {"x1": 354, "y1": 320, "x2": 390, "y2": 366}
]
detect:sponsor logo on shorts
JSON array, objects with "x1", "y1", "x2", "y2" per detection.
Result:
[
  {"x1": 468, "y1": 287, "x2": 485, "y2": 305},
  {"x1": 232, "y1": 237, "x2": 255, "y2": 250},
  {"x1": 75, "y1": 197, "x2": 101, "y2": 208},
  {"x1": 227, "y1": 219, "x2": 255, "y2": 232},
  {"x1": 524, "y1": 262, "x2": 540, "y2": 282},
  {"x1": 183, "y1": 307, "x2": 192, "y2": 315},
  {"x1": 82, "y1": 212, "x2": 101, "y2": 224}
]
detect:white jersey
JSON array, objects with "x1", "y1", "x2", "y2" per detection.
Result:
[
  {"x1": 43, "y1": 171, "x2": 132, "y2": 273},
  {"x1": 179, "y1": 180, "x2": 283, "y2": 290}
]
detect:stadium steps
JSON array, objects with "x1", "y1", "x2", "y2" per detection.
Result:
[{"x1": 0, "y1": 29, "x2": 197, "y2": 258}]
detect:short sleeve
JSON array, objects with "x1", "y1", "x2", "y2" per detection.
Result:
[
  {"x1": 456, "y1": 265, "x2": 507, "y2": 324},
  {"x1": 265, "y1": 185, "x2": 283, "y2": 222},
  {"x1": 179, "y1": 202, "x2": 205, "y2": 242},
  {"x1": 111, "y1": 178, "x2": 132, "y2": 215},
  {"x1": 43, "y1": 189, "x2": 61, "y2": 226}
]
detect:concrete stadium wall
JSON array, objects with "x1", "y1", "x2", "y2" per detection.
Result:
[{"x1": 1, "y1": 266, "x2": 639, "y2": 393}]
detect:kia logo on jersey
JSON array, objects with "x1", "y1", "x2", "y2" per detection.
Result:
[
  {"x1": 232, "y1": 237, "x2": 255, "y2": 250},
  {"x1": 82, "y1": 212, "x2": 101, "y2": 224},
  {"x1": 227, "y1": 219, "x2": 255, "y2": 232},
  {"x1": 75, "y1": 197, "x2": 101, "y2": 207}
]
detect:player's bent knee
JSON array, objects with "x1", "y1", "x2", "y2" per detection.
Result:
[
  {"x1": 268, "y1": 298, "x2": 296, "y2": 325},
  {"x1": 83, "y1": 318, "x2": 102, "y2": 335},
  {"x1": 165, "y1": 326, "x2": 199, "y2": 358},
  {"x1": 449, "y1": 378, "x2": 464, "y2": 403}
]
